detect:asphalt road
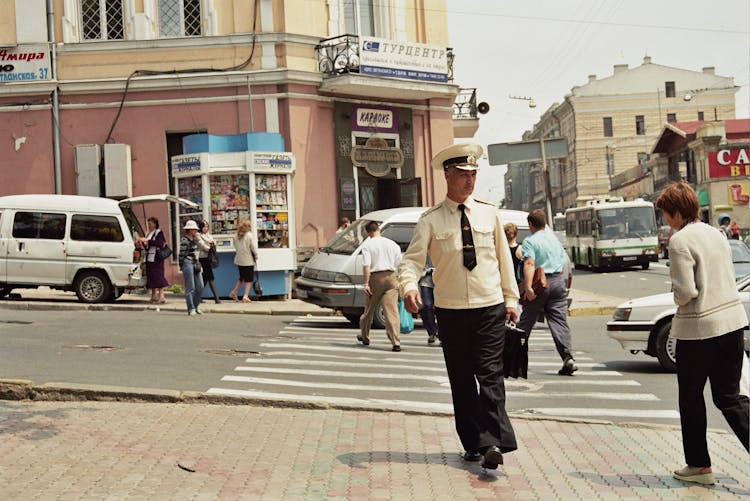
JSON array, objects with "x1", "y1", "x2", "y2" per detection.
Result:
[{"x1": 0, "y1": 306, "x2": 734, "y2": 432}]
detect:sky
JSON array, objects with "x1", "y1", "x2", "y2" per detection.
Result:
[{"x1": 445, "y1": 0, "x2": 750, "y2": 204}]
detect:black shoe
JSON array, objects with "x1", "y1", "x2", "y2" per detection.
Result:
[
  {"x1": 480, "y1": 446, "x2": 503, "y2": 470},
  {"x1": 356, "y1": 335, "x2": 369, "y2": 346},
  {"x1": 392, "y1": 345, "x2": 401, "y2": 352},
  {"x1": 558, "y1": 357, "x2": 578, "y2": 376},
  {"x1": 214, "y1": 298, "x2": 221, "y2": 304},
  {"x1": 427, "y1": 335, "x2": 437, "y2": 344},
  {"x1": 461, "y1": 450, "x2": 482, "y2": 462}
]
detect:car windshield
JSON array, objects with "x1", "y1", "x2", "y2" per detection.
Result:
[
  {"x1": 731, "y1": 241, "x2": 750, "y2": 263},
  {"x1": 319, "y1": 219, "x2": 373, "y2": 255}
]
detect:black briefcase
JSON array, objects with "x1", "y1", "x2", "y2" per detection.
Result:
[{"x1": 503, "y1": 322, "x2": 529, "y2": 379}]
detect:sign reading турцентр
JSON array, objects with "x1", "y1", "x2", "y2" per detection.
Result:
[{"x1": 359, "y1": 37, "x2": 448, "y2": 83}]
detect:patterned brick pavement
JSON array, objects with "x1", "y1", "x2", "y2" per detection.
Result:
[{"x1": 0, "y1": 401, "x2": 747, "y2": 500}]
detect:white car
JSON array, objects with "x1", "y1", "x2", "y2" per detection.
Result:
[{"x1": 606, "y1": 274, "x2": 750, "y2": 372}]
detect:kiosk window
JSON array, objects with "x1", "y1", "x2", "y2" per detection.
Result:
[
  {"x1": 71, "y1": 215, "x2": 125, "y2": 242},
  {"x1": 13, "y1": 212, "x2": 66, "y2": 240}
]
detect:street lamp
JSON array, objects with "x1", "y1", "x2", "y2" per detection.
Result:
[{"x1": 509, "y1": 95, "x2": 536, "y2": 108}]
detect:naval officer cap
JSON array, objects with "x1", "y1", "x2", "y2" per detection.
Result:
[{"x1": 431, "y1": 143, "x2": 483, "y2": 171}]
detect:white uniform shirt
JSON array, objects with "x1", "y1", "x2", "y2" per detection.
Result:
[
  {"x1": 399, "y1": 196, "x2": 520, "y2": 310},
  {"x1": 361, "y1": 235, "x2": 401, "y2": 272}
]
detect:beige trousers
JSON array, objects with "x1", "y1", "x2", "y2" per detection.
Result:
[{"x1": 359, "y1": 270, "x2": 401, "y2": 347}]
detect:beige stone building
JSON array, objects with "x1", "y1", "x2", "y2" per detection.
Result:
[{"x1": 505, "y1": 56, "x2": 737, "y2": 212}]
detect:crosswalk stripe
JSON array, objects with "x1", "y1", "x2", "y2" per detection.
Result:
[
  {"x1": 220, "y1": 375, "x2": 452, "y2": 393},
  {"x1": 519, "y1": 408, "x2": 679, "y2": 419},
  {"x1": 263, "y1": 351, "x2": 445, "y2": 364},
  {"x1": 260, "y1": 342, "x2": 441, "y2": 358},
  {"x1": 242, "y1": 358, "x2": 449, "y2": 372},
  {"x1": 539, "y1": 379, "x2": 641, "y2": 386},
  {"x1": 234, "y1": 366, "x2": 449, "y2": 383}
]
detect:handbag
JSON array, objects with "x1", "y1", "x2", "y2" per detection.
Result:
[
  {"x1": 253, "y1": 270, "x2": 263, "y2": 296},
  {"x1": 398, "y1": 298, "x2": 414, "y2": 334},
  {"x1": 156, "y1": 245, "x2": 172, "y2": 261},
  {"x1": 503, "y1": 321, "x2": 529, "y2": 379},
  {"x1": 208, "y1": 244, "x2": 220, "y2": 269},
  {"x1": 519, "y1": 267, "x2": 548, "y2": 305}
]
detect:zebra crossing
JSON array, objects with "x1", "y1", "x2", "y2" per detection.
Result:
[{"x1": 207, "y1": 316, "x2": 680, "y2": 422}]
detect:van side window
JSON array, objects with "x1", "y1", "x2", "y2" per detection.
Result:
[
  {"x1": 13, "y1": 212, "x2": 66, "y2": 240},
  {"x1": 71, "y1": 215, "x2": 125, "y2": 242},
  {"x1": 380, "y1": 224, "x2": 416, "y2": 252}
]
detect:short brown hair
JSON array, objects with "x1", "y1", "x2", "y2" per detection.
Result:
[
  {"x1": 147, "y1": 216, "x2": 159, "y2": 228},
  {"x1": 527, "y1": 209, "x2": 546, "y2": 229},
  {"x1": 655, "y1": 181, "x2": 698, "y2": 221},
  {"x1": 503, "y1": 222, "x2": 518, "y2": 241}
]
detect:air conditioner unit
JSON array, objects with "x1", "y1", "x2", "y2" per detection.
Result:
[
  {"x1": 104, "y1": 143, "x2": 133, "y2": 199},
  {"x1": 74, "y1": 144, "x2": 101, "y2": 197}
]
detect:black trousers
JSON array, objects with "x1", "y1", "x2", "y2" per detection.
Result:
[
  {"x1": 676, "y1": 329, "x2": 749, "y2": 467},
  {"x1": 436, "y1": 303, "x2": 518, "y2": 454}
]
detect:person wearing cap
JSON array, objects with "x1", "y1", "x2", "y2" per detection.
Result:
[
  {"x1": 179, "y1": 219, "x2": 205, "y2": 316},
  {"x1": 398, "y1": 142, "x2": 520, "y2": 471}
]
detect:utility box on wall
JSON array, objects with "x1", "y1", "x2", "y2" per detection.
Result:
[
  {"x1": 104, "y1": 144, "x2": 133, "y2": 199},
  {"x1": 74, "y1": 144, "x2": 101, "y2": 197}
]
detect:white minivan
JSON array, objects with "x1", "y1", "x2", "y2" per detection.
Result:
[
  {"x1": 295, "y1": 207, "x2": 531, "y2": 328},
  {"x1": 0, "y1": 194, "x2": 148, "y2": 303}
]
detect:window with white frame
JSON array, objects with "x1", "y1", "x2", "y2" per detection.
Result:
[
  {"x1": 80, "y1": 0, "x2": 124, "y2": 40},
  {"x1": 343, "y1": 0, "x2": 375, "y2": 36},
  {"x1": 159, "y1": 0, "x2": 203, "y2": 38}
]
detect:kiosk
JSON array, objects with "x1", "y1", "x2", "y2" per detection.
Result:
[{"x1": 170, "y1": 132, "x2": 296, "y2": 297}]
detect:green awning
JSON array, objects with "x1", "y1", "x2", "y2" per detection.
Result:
[{"x1": 696, "y1": 189, "x2": 709, "y2": 207}]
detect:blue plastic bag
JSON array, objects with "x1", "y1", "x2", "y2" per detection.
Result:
[{"x1": 398, "y1": 298, "x2": 414, "y2": 334}]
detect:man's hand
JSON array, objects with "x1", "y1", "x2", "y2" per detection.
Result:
[
  {"x1": 505, "y1": 306, "x2": 518, "y2": 323},
  {"x1": 363, "y1": 284, "x2": 372, "y2": 297},
  {"x1": 524, "y1": 289, "x2": 536, "y2": 303},
  {"x1": 403, "y1": 290, "x2": 422, "y2": 314}
]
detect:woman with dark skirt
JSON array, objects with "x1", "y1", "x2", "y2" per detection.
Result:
[
  {"x1": 139, "y1": 216, "x2": 169, "y2": 303},
  {"x1": 197, "y1": 220, "x2": 221, "y2": 303}
]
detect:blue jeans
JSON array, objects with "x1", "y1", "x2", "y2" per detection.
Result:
[
  {"x1": 419, "y1": 285, "x2": 438, "y2": 338},
  {"x1": 181, "y1": 261, "x2": 204, "y2": 313}
]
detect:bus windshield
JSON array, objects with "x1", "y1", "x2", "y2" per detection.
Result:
[{"x1": 597, "y1": 207, "x2": 656, "y2": 240}]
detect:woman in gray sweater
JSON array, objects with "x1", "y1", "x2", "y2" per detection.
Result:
[{"x1": 656, "y1": 181, "x2": 749, "y2": 485}]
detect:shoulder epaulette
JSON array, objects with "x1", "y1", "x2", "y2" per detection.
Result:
[
  {"x1": 474, "y1": 198, "x2": 495, "y2": 206},
  {"x1": 420, "y1": 203, "x2": 443, "y2": 218}
]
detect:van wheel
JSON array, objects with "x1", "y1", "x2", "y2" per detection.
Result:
[
  {"x1": 654, "y1": 322, "x2": 677, "y2": 372},
  {"x1": 641, "y1": 262, "x2": 650, "y2": 270},
  {"x1": 372, "y1": 302, "x2": 386, "y2": 329},
  {"x1": 75, "y1": 271, "x2": 112, "y2": 303}
]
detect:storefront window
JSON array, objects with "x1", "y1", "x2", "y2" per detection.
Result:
[
  {"x1": 209, "y1": 174, "x2": 251, "y2": 235},
  {"x1": 256, "y1": 174, "x2": 289, "y2": 248},
  {"x1": 177, "y1": 176, "x2": 204, "y2": 228}
]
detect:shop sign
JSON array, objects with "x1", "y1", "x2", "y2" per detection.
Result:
[
  {"x1": 727, "y1": 180, "x2": 750, "y2": 206},
  {"x1": 359, "y1": 36, "x2": 448, "y2": 83},
  {"x1": 171, "y1": 155, "x2": 202, "y2": 174},
  {"x1": 252, "y1": 152, "x2": 294, "y2": 173},
  {"x1": 708, "y1": 148, "x2": 750, "y2": 178},
  {"x1": 0, "y1": 44, "x2": 51, "y2": 82},
  {"x1": 340, "y1": 177, "x2": 356, "y2": 210},
  {"x1": 352, "y1": 105, "x2": 397, "y2": 133},
  {"x1": 351, "y1": 137, "x2": 404, "y2": 177}
]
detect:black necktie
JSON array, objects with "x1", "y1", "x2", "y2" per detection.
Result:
[{"x1": 458, "y1": 204, "x2": 476, "y2": 271}]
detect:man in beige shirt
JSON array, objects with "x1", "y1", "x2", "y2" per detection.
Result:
[{"x1": 399, "y1": 143, "x2": 520, "y2": 471}]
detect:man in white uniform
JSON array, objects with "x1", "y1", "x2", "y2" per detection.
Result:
[
  {"x1": 398, "y1": 143, "x2": 520, "y2": 471},
  {"x1": 358, "y1": 221, "x2": 403, "y2": 351}
]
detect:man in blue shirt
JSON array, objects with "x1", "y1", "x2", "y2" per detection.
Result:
[{"x1": 517, "y1": 209, "x2": 577, "y2": 376}]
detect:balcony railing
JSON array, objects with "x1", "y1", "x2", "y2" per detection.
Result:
[
  {"x1": 453, "y1": 88, "x2": 477, "y2": 119},
  {"x1": 315, "y1": 34, "x2": 454, "y2": 81}
]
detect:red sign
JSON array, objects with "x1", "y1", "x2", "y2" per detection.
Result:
[{"x1": 708, "y1": 148, "x2": 750, "y2": 178}]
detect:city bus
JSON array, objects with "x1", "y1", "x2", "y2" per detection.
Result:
[{"x1": 565, "y1": 197, "x2": 659, "y2": 271}]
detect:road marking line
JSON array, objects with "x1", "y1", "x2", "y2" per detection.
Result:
[
  {"x1": 535, "y1": 370, "x2": 623, "y2": 376},
  {"x1": 539, "y1": 379, "x2": 641, "y2": 386},
  {"x1": 519, "y1": 408, "x2": 679, "y2": 418},
  {"x1": 511, "y1": 392, "x2": 658, "y2": 401},
  {"x1": 260, "y1": 342, "x2": 440, "y2": 358},
  {"x1": 262, "y1": 351, "x2": 446, "y2": 364},
  {"x1": 241, "y1": 358, "x2": 448, "y2": 372},
  {"x1": 234, "y1": 366, "x2": 449, "y2": 383},
  {"x1": 528, "y1": 362, "x2": 606, "y2": 368},
  {"x1": 220, "y1": 375, "x2": 452, "y2": 393}
]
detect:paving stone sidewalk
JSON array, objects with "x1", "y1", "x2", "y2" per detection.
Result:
[{"x1": 0, "y1": 400, "x2": 748, "y2": 500}]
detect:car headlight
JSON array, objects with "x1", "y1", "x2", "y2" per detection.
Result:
[
  {"x1": 612, "y1": 307, "x2": 631, "y2": 321},
  {"x1": 599, "y1": 250, "x2": 614, "y2": 258},
  {"x1": 643, "y1": 248, "x2": 657, "y2": 255}
]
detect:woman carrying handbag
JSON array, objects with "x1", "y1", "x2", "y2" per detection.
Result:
[{"x1": 197, "y1": 220, "x2": 221, "y2": 304}]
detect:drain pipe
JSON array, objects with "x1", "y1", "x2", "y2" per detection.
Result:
[{"x1": 47, "y1": 0, "x2": 62, "y2": 194}]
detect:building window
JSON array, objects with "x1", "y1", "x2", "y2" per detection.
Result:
[
  {"x1": 635, "y1": 115, "x2": 645, "y2": 135},
  {"x1": 159, "y1": 0, "x2": 202, "y2": 37},
  {"x1": 344, "y1": 0, "x2": 375, "y2": 36},
  {"x1": 81, "y1": 0, "x2": 124, "y2": 40},
  {"x1": 697, "y1": 111, "x2": 704, "y2": 121},
  {"x1": 603, "y1": 117, "x2": 613, "y2": 137},
  {"x1": 665, "y1": 81, "x2": 675, "y2": 98},
  {"x1": 667, "y1": 113, "x2": 676, "y2": 123}
]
